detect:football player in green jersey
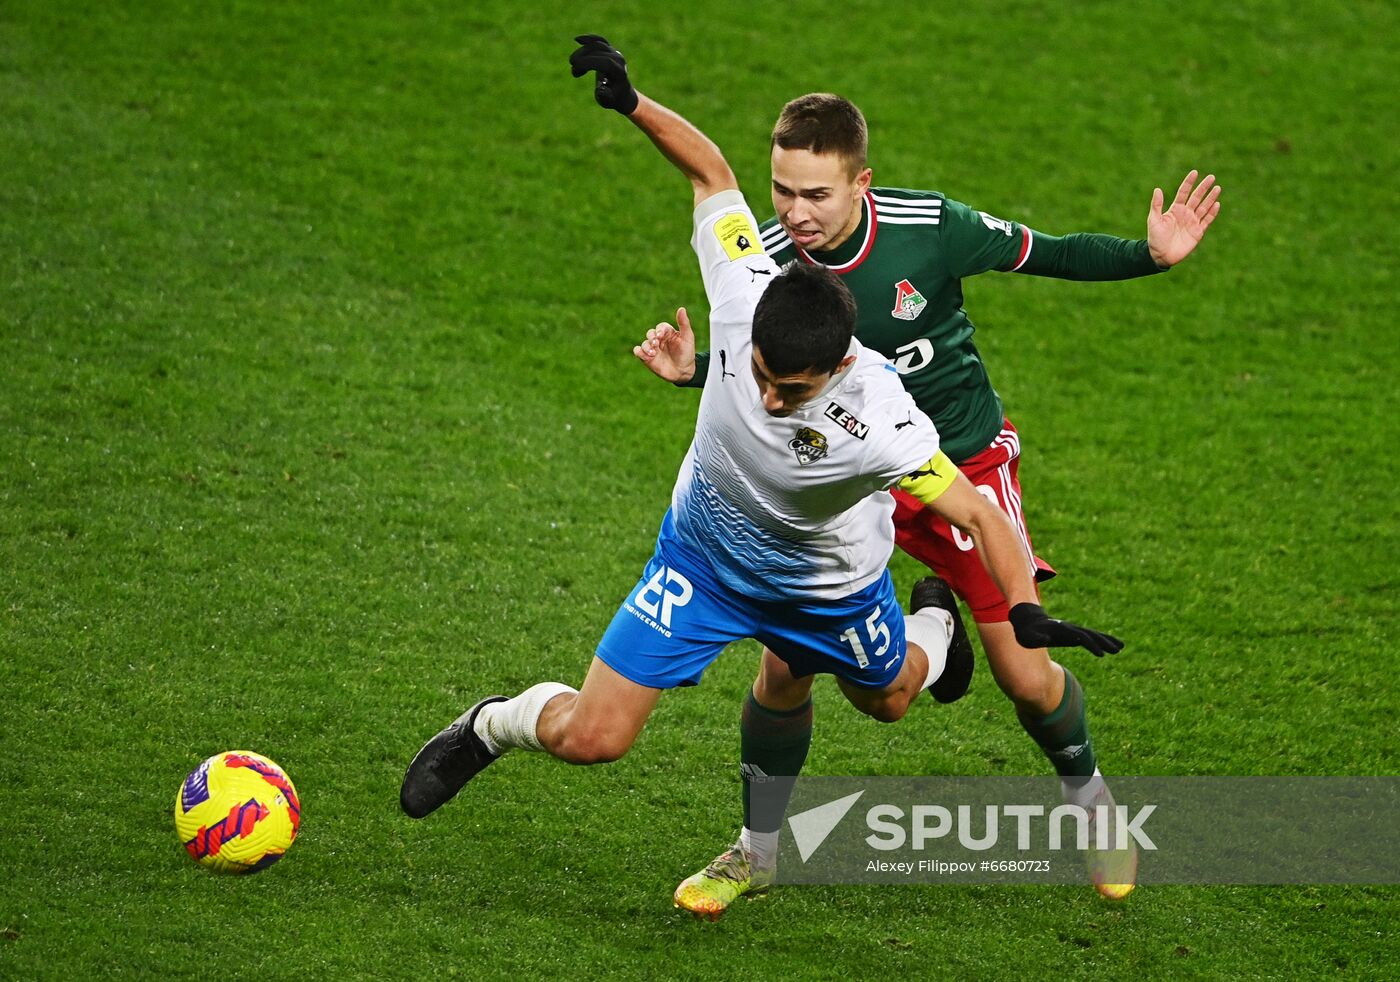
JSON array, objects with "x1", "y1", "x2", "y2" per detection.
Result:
[{"x1": 572, "y1": 34, "x2": 1220, "y2": 913}]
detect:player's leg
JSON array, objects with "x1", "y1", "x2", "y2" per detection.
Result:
[
  {"x1": 744, "y1": 577, "x2": 974, "y2": 824},
  {"x1": 896, "y1": 481, "x2": 1105, "y2": 783},
  {"x1": 833, "y1": 642, "x2": 927, "y2": 721},
  {"x1": 520, "y1": 656, "x2": 662, "y2": 763},
  {"x1": 891, "y1": 419, "x2": 1134, "y2": 897},
  {"x1": 676, "y1": 580, "x2": 965, "y2": 919},
  {"x1": 677, "y1": 608, "x2": 958, "y2": 920},
  {"x1": 976, "y1": 621, "x2": 1074, "y2": 758},
  {"x1": 402, "y1": 515, "x2": 739, "y2": 819},
  {"x1": 528, "y1": 534, "x2": 743, "y2": 763},
  {"x1": 399, "y1": 660, "x2": 661, "y2": 819},
  {"x1": 976, "y1": 623, "x2": 1135, "y2": 895},
  {"x1": 674, "y1": 651, "x2": 814, "y2": 921},
  {"x1": 977, "y1": 621, "x2": 1100, "y2": 789},
  {"x1": 832, "y1": 575, "x2": 972, "y2": 723},
  {"x1": 742, "y1": 650, "x2": 816, "y2": 868},
  {"x1": 675, "y1": 573, "x2": 974, "y2": 920}
]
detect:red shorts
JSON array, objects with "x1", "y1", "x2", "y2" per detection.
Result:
[{"x1": 891, "y1": 418, "x2": 1055, "y2": 624}]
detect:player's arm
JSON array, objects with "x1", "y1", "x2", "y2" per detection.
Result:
[
  {"x1": 627, "y1": 95, "x2": 738, "y2": 206},
  {"x1": 940, "y1": 197, "x2": 1155, "y2": 281},
  {"x1": 898, "y1": 455, "x2": 1123, "y2": 656},
  {"x1": 570, "y1": 35, "x2": 729, "y2": 388},
  {"x1": 941, "y1": 174, "x2": 1220, "y2": 281},
  {"x1": 1014, "y1": 229, "x2": 1165, "y2": 280},
  {"x1": 619, "y1": 89, "x2": 736, "y2": 384},
  {"x1": 569, "y1": 35, "x2": 736, "y2": 206},
  {"x1": 1019, "y1": 167, "x2": 1224, "y2": 275},
  {"x1": 899, "y1": 454, "x2": 1037, "y2": 611}
]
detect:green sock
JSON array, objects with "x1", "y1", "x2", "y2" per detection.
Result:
[
  {"x1": 741, "y1": 691, "x2": 813, "y2": 835},
  {"x1": 1016, "y1": 666, "x2": 1097, "y2": 779}
]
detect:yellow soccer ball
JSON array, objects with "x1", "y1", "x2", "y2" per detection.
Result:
[{"x1": 174, "y1": 751, "x2": 301, "y2": 873}]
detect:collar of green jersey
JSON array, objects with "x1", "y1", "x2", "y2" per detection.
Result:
[{"x1": 803, "y1": 194, "x2": 871, "y2": 270}]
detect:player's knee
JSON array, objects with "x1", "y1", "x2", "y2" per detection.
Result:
[
  {"x1": 555, "y1": 725, "x2": 633, "y2": 765},
  {"x1": 995, "y1": 663, "x2": 1060, "y2": 712},
  {"x1": 754, "y1": 671, "x2": 809, "y2": 709},
  {"x1": 862, "y1": 693, "x2": 912, "y2": 724}
]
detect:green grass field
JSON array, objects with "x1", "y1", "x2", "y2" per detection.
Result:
[{"x1": 4, "y1": 0, "x2": 1398, "y2": 977}]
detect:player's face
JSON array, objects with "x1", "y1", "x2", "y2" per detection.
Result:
[
  {"x1": 771, "y1": 146, "x2": 872, "y2": 253},
  {"x1": 750, "y1": 345, "x2": 834, "y2": 417}
]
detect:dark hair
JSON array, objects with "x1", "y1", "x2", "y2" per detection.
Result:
[
  {"x1": 752, "y1": 262, "x2": 857, "y2": 376},
  {"x1": 771, "y1": 93, "x2": 868, "y2": 175}
]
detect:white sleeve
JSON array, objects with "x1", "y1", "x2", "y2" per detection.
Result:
[
  {"x1": 690, "y1": 190, "x2": 782, "y2": 347},
  {"x1": 864, "y1": 398, "x2": 943, "y2": 490}
]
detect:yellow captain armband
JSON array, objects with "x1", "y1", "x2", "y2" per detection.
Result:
[{"x1": 897, "y1": 450, "x2": 958, "y2": 506}]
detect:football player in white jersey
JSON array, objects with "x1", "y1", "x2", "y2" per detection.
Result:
[
  {"x1": 573, "y1": 34, "x2": 1154, "y2": 914},
  {"x1": 397, "y1": 38, "x2": 1122, "y2": 909}
]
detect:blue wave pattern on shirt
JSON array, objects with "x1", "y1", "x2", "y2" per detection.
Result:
[{"x1": 672, "y1": 458, "x2": 820, "y2": 602}]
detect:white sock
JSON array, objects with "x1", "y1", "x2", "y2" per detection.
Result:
[
  {"x1": 904, "y1": 608, "x2": 953, "y2": 689},
  {"x1": 1061, "y1": 768, "x2": 1108, "y2": 810},
  {"x1": 740, "y1": 827, "x2": 779, "y2": 871},
  {"x1": 473, "y1": 682, "x2": 576, "y2": 754}
]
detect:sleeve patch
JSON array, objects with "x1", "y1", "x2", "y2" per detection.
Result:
[
  {"x1": 978, "y1": 211, "x2": 1015, "y2": 236},
  {"x1": 715, "y1": 212, "x2": 763, "y2": 260}
]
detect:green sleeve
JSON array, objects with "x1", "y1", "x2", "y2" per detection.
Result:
[
  {"x1": 939, "y1": 198, "x2": 1031, "y2": 278},
  {"x1": 677, "y1": 351, "x2": 710, "y2": 389},
  {"x1": 1017, "y1": 231, "x2": 1165, "y2": 281}
]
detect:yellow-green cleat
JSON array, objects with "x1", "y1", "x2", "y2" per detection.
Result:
[
  {"x1": 1085, "y1": 785, "x2": 1139, "y2": 900},
  {"x1": 673, "y1": 842, "x2": 773, "y2": 921}
]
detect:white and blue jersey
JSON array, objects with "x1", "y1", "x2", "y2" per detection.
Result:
[
  {"x1": 597, "y1": 189, "x2": 944, "y2": 691},
  {"x1": 674, "y1": 190, "x2": 941, "y2": 602}
]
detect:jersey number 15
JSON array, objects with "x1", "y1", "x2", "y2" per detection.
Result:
[{"x1": 840, "y1": 605, "x2": 892, "y2": 668}]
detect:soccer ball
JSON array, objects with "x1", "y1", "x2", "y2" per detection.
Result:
[{"x1": 174, "y1": 750, "x2": 301, "y2": 873}]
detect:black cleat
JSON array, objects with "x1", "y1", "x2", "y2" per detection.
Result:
[
  {"x1": 400, "y1": 696, "x2": 508, "y2": 818},
  {"x1": 910, "y1": 576, "x2": 974, "y2": 703}
]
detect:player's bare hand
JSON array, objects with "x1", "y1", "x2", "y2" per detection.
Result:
[
  {"x1": 1147, "y1": 170, "x2": 1221, "y2": 268},
  {"x1": 633, "y1": 306, "x2": 698, "y2": 384}
]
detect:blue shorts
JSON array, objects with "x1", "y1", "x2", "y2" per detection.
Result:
[{"x1": 595, "y1": 511, "x2": 907, "y2": 690}]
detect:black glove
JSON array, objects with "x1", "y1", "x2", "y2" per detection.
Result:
[
  {"x1": 569, "y1": 34, "x2": 639, "y2": 116},
  {"x1": 1008, "y1": 603, "x2": 1123, "y2": 657}
]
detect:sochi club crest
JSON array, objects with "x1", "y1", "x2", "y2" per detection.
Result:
[{"x1": 788, "y1": 427, "x2": 829, "y2": 466}]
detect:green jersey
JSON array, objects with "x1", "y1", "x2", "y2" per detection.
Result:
[{"x1": 686, "y1": 187, "x2": 1163, "y2": 463}]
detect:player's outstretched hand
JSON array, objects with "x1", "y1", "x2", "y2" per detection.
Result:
[
  {"x1": 569, "y1": 34, "x2": 639, "y2": 115},
  {"x1": 1147, "y1": 169, "x2": 1221, "y2": 268},
  {"x1": 634, "y1": 307, "x2": 698, "y2": 385},
  {"x1": 1009, "y1": 603, "x2": 1123, "y2": 657}
]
